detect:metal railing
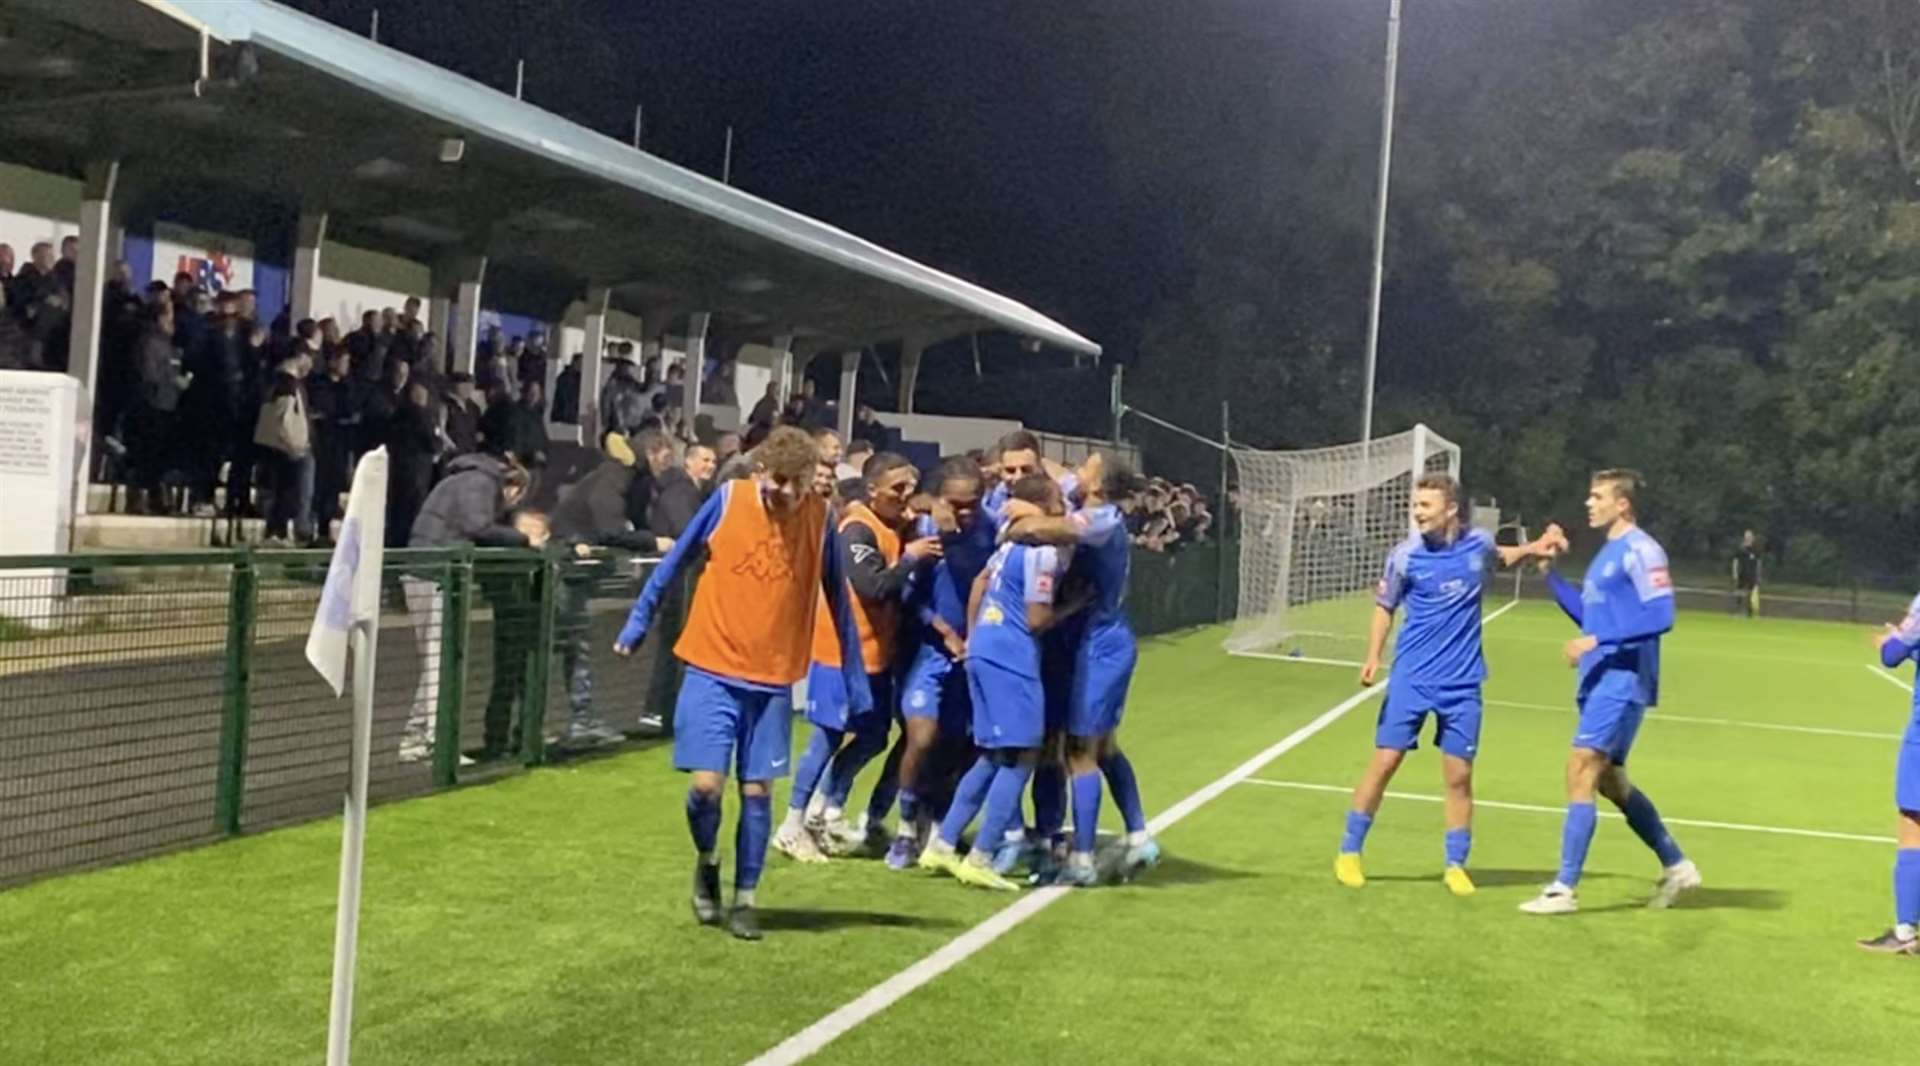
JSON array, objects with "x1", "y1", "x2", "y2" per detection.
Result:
[{"x1": 0, "y1": 536, "x2": 1229, "y2": 890}]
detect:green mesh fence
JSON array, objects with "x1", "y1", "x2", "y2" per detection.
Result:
[{"x1": 0, "y1": 538, "x2": 1224, "y2": 890}]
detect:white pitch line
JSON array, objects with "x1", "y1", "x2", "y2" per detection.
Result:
[
  {"x1": 1240, "y1": 778, "x2": 1896, "y2": 845},
  {"x1": 1484, "y1": 698, "x2": 1901, "y2": 742},
  {"x1": 1868, "y1": 664, "x2": 1914, "y2": 694},
  {"x1": 740, "y1": 685, "x2": 1389, "y2": 1066}
]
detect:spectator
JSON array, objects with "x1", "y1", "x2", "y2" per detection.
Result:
[
  {"x1": 54, "y1": 235, "x2": 77, "y2": 292},
  {"x1": 125, "y1": 300, "x2": 187, "y2": 513},
  {"x1": 346, "y1": 309, "x2": 378, "y2": 366},
  {"x1": 358, "y1": 357, "x2": 407, "y2": 461},
  {"x1": 307, "y1": 346, "x2": 361, "y2": 542},
  {"x1": 401, "y1": 295, "x2": 423, "y2": 332},
  {"x1": 400, "y1": 453, "x2": 534, "y2": 763},
  {"x1": 550, "y1": 352, "x2": 582, "y2": 424},
  {"x1": 714, "y1": 430, "x2": 742, "y2": 471},
  {"x1": 650, "y1": 442, "x2": 715, "y2": 540},
  {"x1": 183, "y1": 292, "x2": 259, "y2": 517},
  {"x1": 663, "y1": 361, "x2": 686, "y2": 410},
  {"x1": 256, "y1": 347, "x2": 316, "y2": 546},
  {"x1": 478, "y1": 324, "x2": 503, "y2": 363},
  {"x1": 386, "y1": 379, "x2": 440, "y2": 550},
  {"x1": 0, "y1": 282, "x2": 33, "y2": 370},
  {"x1": 599, "y1": 351, "x2": 648, "y2": 438},
  {"x1": 0, "y1": 242, "x2": 13, "y2": 282},
  {"x1": 479, "y1": 381, "x2": 545, "y2": 465},
  {"x1": 442, "y1": 371, "x2": 483, "y2": 458},
  {"x1": 747, "y1": 380, "x2": 780, "y2": 431},
  {"x1": 778, "y1": 391, "x2": 810, "y2": 427},
  {"x1": 16, "y1": 242, "x2": 68, "y2": 371},
  {"x1": 810, "y1": 426, "x2": 842, "y2": 498},
  {"x1": 518, "y1": 330, "x2": 550, "y2": 392},
  {"x1": 620, "y1": 426, "x2": 678, "y2": 537},
  {"x1": 851, "y1": 404, "x2": 888, "y2": 449},
  {"x1": 705, "y1": 357, "x2": 739, "y2": 407},
  {"x1": 837, "y1": 439, "x2": 873, "y2": 482}
]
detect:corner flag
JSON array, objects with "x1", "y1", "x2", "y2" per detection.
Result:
[
  {"x1": 305, "y1": 447, "x2": 389, "y2": 1066},
  {"x1": 307, "y1": 448, "x2": 389, "y2": 696}
]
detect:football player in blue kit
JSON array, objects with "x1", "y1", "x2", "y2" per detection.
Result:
[
  {"x1": 1860, "y1": 594, "x2": 1920, "y2": 954},
  {"x1": 1521, "y1": 469, "x2": 1701, "y2": 915},
  {"x1": 1335, "y1": 473, "x2": 1564, "y2": 895},
  {"x1": 919, "y1": 475, "x2": 1073, "y2": 891}
]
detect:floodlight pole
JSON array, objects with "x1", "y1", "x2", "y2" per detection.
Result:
[
  {"x1": 369, "y1": 9, "x2": 379, "y2": 44},
  {"x1": 723, "y1": 126, "x2": 735, "y2": 185},
  {"x1": 1358, "y1": 0, "x2": 1403, "y2": 449},
  {"x1": 633, "y1": 105, "x2": 643, "y2": 150}
]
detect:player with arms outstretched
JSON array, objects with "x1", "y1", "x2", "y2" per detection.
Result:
[
  {"x1": 1858, "y1": 599, "x2": 1920, "y2": 954},
  {"x1": 1335, "y1": 473, "x2": 1564, "y2": 895},
  {"x1": 613, "y1": 427, "x2": 870, "y2": 941},
  {"x1": 1520, "y1": 469, "x2": 1701, "y2": 915}
]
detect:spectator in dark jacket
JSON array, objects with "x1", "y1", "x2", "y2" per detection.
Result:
[
  {"x1": 0, "y1": 281, "x2": 36, "y2": 371},
  {"x1": 620, "y1": 427, "x2": 677, "y2": 536},
  {"x1": 599, "y1": 356, "x2": 648, "y2": 438},
  {"x1": 480, "y1": 381, "x2": 546, "y2": 465},
  {"x1": 549, "y1": 353, "x2": 582, "y2": 425},
  {"x1": 306, "y1": 347, "x2": 362, "y2": 540},
  {"x1": 258, "y1": 351, "x2": 316, "y2": 546},
  {"x1": 400, "y1": 453, "x2": 535, "y2": 763},
  {"x1": 182, "y1": 292, "x2": 259, "y2": 516},
  {"x1": 385, "y1": 380, "x2": 441, "y2": 551},
  {"x1": 517, "y1": 332, "x2": 550, "y2": 394},
  {"x1": 648, "y1": 442, "x2": 715, "y2": 541},
  {"x1": 442, "y1": 372, "x2": 483, "y2": 458},
  {"x1": 126, "y1": 301, "x2": 187, "y2": 513},
  {"x1": 549, "y1": 431, "x2": 673, "y2": 748}
]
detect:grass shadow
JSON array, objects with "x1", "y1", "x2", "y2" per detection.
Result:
[
  {"x1": 1112, "y1": 854, "x2": 1258, "y2": 888},
  {"x1": 755, "y1": 908, "x2": 964, "y2": 933},
  {"x1": 1582, "y1": 886, "x2": 1788, "y2": 914},
  {"x1": 1367, "y1": 868, "x2": 1620, "y2": 888}
]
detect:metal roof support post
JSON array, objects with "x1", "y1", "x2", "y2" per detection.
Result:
[
  {"x1": 68, "y1": 159, "x2": 119, "y2": 517},
  {"x1": 896, "y1": 336, "x2": 925, "y2": 415},
  {"x1": 836, "y1": 349, "x2": 859, "y2": 444},
  {"x1": 427, "y1": 294, "x2": 451, "y2": 357},
  {"x1": 684, "y1": 312, "x2": 710, "y2": 439},
  {"x1": 579, "y1": 287, "x2": 611, "y2": 447},
  {"x1": 290, "y1": 210, "x2": 328, "y2": 323},
  {"x1": 771, "y1": 334, "x2": 794, "y2": 406},
  {"x1": 451, "y1": 256, "x2": 487, "y2": 376}
]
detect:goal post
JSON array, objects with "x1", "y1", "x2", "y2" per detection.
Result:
[{"x1": 1224, "y1": 423, "x2": 1462, "y2": 665}]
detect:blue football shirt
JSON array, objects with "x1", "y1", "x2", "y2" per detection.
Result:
[
  {"x1": 969, "y1": 542, "x2": 1064, "y2": 678},
  {"x1": 1377, "y1": 527, "x2": 1498, "y2": 687},
  {"x1": 1577, "y1": 527, "x2": 1674, "y2": 705}
]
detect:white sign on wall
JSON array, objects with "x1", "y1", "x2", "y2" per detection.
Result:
[{"x1": 0, "y1": 371, "x2": 78, "y2": 628}]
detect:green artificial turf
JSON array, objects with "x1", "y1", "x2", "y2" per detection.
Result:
[{"x1": 2, "y1": 603, "x2": 1910, "y2": 1065}]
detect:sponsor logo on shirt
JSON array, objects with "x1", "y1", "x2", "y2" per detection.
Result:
[
  {"x1": 1648, "y1": 567, "x2": 1671, "y2": 589},
  {"x1": 849, "y1": 543, "x2": 877, "y2": 566}
]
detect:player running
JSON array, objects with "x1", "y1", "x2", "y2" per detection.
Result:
[
  {"x1": 1334, "y1": 473, "x2": 1564, "y2": 895},
  {"x1": 613, "y1": 427, "x2": 870, "y2": 941},
  {"x1": 1004, "y1": 451, "x2": 1152, "y2": 886},
  {"x1": 776, "y1": 452, "x2": 938, "y2": 862},
  {"x1": 1520, "y1": 469, "x2": 1702, "y2": 915},
  {"x1": 1857, "y1": 598, "x2": 1920, "y2": 954},
  {"x1": 883, "y1": 457, "x2": 998, "y2": 868},
  {"x1": 919, "y1": 475, "x2": 1071, "y2": 891}
]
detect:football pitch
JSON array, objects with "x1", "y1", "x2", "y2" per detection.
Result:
[{"x1": 1, "y1": 600, "x2": 1911, "y2": 1065}]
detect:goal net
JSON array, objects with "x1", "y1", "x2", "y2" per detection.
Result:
[{"x1": 1225, "y1": 424, "x2": 1464, "y2": 665}]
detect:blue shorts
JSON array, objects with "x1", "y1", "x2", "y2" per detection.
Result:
[
  {"x1": 900, "y1": 647, "x2": 972, "y2": 737},
  {"x1": 804, "y1": 662, "x2": 892, "y2": 735},
  {"x1": 967, "y1": 658, "x2": 1045, "y2": 750},
  {"x1": 672, "y1": 668, "x2": 794, "y2": 780},
  {"x1": 1573, "y1": 670, "x2": 1647, "y2": 765},
  {"x1": 1898, "y1": 735, "x2": 1920, "y2": 813},
  {"x1": 1375, "y1": 680, "x2": 1483, "y2": 761},
  {"x1": 1067, "y1": 625, "x2": 1137, "y2": 739}
]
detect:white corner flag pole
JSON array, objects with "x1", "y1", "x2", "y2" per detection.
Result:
[
  {"x1": 326, "y1": 618, "x2": 379, "y2": 1066},
  {"x1": 308, "y1": 448, "x2": 389, "y2": 1066}
]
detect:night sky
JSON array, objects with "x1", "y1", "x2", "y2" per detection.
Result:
[{"x1": 278, "y1": 0, "x2": 1398, "y2": 363}]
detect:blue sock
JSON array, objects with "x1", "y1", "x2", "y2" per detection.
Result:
[
  {"x1": 686, "y1": 788, "x2": 722, "y2": 856},
  {"x1": 1340, "y1": 811, "x2": 1374, "y2": 855},
  {"x1": 1896, "y1": 849, "x2": 1920, "y2": 929},
  {"x1": 1033, "y1": 761, "x2": 1065, "y2": 839},
  {"x1": 1619, "y1": 789, "x2": 1684, "y2": 867},
  {"x1": 977, "y1": 761, "x2": 1036, "y2": 857},
  {"x1": 1099, "y1": 752, "x2": 1147, "y2": 834},
  {"x1": 789, "y1": 726, "x2": 840, "y2": 813},
  {"x1": 1558, "y1": 802, "x2": 1598, "y2": 888},
  {"x1": 1071, "y1": 771, "x2": 1102, "y2": 854},
  {"x1": 896, "y1": 788, "x2": 920, "y2": 829},
  {"x1": 1444, "y1": 827, "x2": 1471, "y2": 868},
  {"x1": 938, "y1": 755, "x2": 997, "y2": 847},
  {"x1": 735, "y1": 792, "x2": 772, "y2": 892}
]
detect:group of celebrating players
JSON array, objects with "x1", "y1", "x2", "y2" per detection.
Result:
[
  {"x1": 609, "y1": 430, "x2": 1920, "y2": 956},
  {"x1": 613, "y1": 426, "x2": 1155, "y2": 940}
]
